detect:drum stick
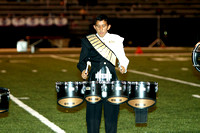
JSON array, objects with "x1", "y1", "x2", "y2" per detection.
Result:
[
  {"x1": 85, "y1": 61, "x2": 91, "y2": 74},
  {"x1": 118, "y1": 63, "x2": 122, "y2": 71}
]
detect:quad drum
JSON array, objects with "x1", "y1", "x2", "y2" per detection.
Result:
[
  {"x1": 0, "y1": 87, "x2": 10, "y2": 113},
  {"x1": 84, "y1": 81, "x2": 102, "y2": 103},
  {"x1": 127, "y1": 81, "x2": 158, "y2": 109},
  {"x1": 56, "y1": 81, "x2": 84, "y2": 108},
  {"x1": 55, "y1": 81, "x2": 158, "y2": 109},
  {"x1": 107, "y1": 81, "x2": 128, "y2": 104}
]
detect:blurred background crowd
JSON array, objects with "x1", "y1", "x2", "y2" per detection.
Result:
[{"x1": 0, "y1": 0, "x2": 200, "y2": 48}]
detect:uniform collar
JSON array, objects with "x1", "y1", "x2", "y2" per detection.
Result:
[{"x1": 96, "y1": 32, "x2": 110, "y2": 40}]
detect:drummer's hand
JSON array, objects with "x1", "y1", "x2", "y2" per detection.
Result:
[
  {"x1": 119, "y1": 66, "x2": 126, "y2": 74},
  {"x1": 81, "y1": 70, "x2": 88, "y2": 79}
]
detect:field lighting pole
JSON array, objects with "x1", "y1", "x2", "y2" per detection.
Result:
[{"x1": 149, "y1": 15, "x2": 165, "y2": 47}]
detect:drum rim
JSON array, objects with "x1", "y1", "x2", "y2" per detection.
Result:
[
  {"x1": 0, "y1": 87, "x2": 10, "y2": 97},
  {"x1": 111, "y1": 80, "x2": 127, "y2": 84},
  {"x1": 127, "y1": 81, "x2": 158, "y2": 84},
  {"x1": 0, "y1": 87, "x2": 10, "y2": 91},
  {"x1": 192, "y1": 42, "x2": 200, "y2": 71},
  {"x1": 57, "y1": 96, "x2": 84, "y2": 100},
  {"x1": 55, "y1": 81, "x2": 82, "y2": 85}
]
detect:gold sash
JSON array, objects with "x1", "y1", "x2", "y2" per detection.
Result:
[{"x1": 86, "y1": 34, "x2": 116, "y2": 66}]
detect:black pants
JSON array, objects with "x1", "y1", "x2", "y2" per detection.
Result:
[{"x1": 86, "y1": 99, "x2": 119, "y2": 133}]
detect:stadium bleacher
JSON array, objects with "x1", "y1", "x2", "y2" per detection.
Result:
[{"x1": 0, "y1": 0, "x2": 200, "y2": 48}]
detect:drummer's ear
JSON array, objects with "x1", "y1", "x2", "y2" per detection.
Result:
[{"x1": 107, "y1": 24, "x2": 111, "y2": 30}]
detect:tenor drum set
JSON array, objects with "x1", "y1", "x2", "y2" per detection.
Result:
[{"x1": 55, "y1": 80, "x2": 158, "y2": 123}]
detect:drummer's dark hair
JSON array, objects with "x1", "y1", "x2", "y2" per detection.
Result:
[{"x1": 94, "y1": 14, "x2": 110, "y2": 25}]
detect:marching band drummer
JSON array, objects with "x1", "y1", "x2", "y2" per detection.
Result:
[{"x1": 77, "y1": 14, "x2": 129, "y2": 133}]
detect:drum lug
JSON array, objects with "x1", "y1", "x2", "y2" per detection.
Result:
[
  {"x1": 81, "y1": 81, "x2": 87, "y2": 94},
  {"x1": 147, "y1": 86, "x2": 150, "y2": 93},
  {"x1": 135, "y1": 82, "x2": 139, "y2": 91},
  {"x1": 55, "y1": 84, "x2": 59, "y2": 92},
  {"x1": 81, "y1": 84, "x2": 86, "y2": 94},
  {"x1": 127, "y1": 81, "x2": 131, "y2": 94},
  {"x1": 56, "y1": 86, "x2": 59, "y2": 93},
  {"x1": 128, "y1": 85, "x2": 132, "y2": 94},
  {"x1": 101, "y1": 83, "x2": 107, "y2": 98},
  {"x1": 122, "y1": 82, "x2": 126, "y2": 92},
  {"x1": 155, "y1": 85, "x2": 158, "y2": 92},
  {"x1": 75, "y1": 85, "x2": 78, "y2": 92},
  {"x1": 136, "y1": 85, "x2": 139, "y2": 91},
  {"x1": 64, "y1": 85, "x2": 68, "y2": 92}
]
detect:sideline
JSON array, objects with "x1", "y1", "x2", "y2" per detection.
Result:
[
  {"x1": 50, "y1": 55, "x2": 200, "y2": 88},
  {"x1": 10, "y1": 94, "x2": 66, "y2": 133}
]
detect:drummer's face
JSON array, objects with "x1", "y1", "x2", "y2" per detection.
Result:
[{"x1": 93, "y1": 20, "x2": 111, "y2": 38}]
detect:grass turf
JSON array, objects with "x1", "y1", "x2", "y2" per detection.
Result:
[{"x1": 0, "y1": 51, "x2": 200, "y2": 133}]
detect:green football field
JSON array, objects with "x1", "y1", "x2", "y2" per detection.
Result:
[{"x1": 0, "y1": 48, "x2": 200, "y2": 133}]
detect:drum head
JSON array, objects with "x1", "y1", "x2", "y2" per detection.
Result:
[
  {"x1": 84, "y1": 81, "x2": 102, "y2": 104},
  {"x1": 0, "y1": 110, "x2": 7, "y2": 113},
  {"x1": 58, "y1": 97, "x2": 83, "y2": 108},
  {"x1": 107, "y1": 97, "x2": 128, "y2": 104},
  {"x1": 127, "y1": 82, "x2": 157, "y2": 109},
  {"x1": 85, "y1": 96, "x2": 101, "y2": 103},
  {"x1": 127, "y1": 99, "x2": 156, "y2": 109},
  {"x1": 107, "y1": 81, "x2": 128, "y2": 104},
  {"x1": 56, "y1": 81, "x2": 84, "y2": 108},
  {"x1": 192, "y1": 42, "x2": 200, "y2": 72}
]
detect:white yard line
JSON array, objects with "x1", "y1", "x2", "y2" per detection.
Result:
[
  {"x1": 50, "y1": 55, "x2": 79, "y2": 63},
  {"x1": 192, "y1": 94, "x2": 200, "y2": 98},
  {"x1": 10, "y1": 94, "x2": 66, "y2": 133},
  {"x1": 128, "y1": 69, "x2": 200, "y2": 88}
]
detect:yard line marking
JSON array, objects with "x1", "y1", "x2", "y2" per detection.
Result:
[
  {"x1": 61, "y1": 69, "x2": 67, "y2": 72},
  {"x1": 32, "y1": 69, "x2": 38, "y2": 73},
  {"x1": 17, "y1": 97, "x2": 30, "y2": 100},
  {"x1": 181, "y1": 67, "x2": 189, "y2": 71},
  {"x1": 50, "y1": 55, "x2": 78, "y2": 63},
  {"x1": 152, "y1": 68, "x2": 159, "y2": 71},
  {"x1": 151, "y1": 57, "x2": 190, "y2": 61},
  {"x1": 50, "y1": 55, "x2": 200, "y2": 88},
  {"x1": 1, "y1": 70, "x2": 7, "y2": 73},
  {"x1": 192, "y1": 94, "x2": 200, "y2": 98},
  {"x1": 10, "y1": 94, "x2": 66, "y2": 133},
  {"x1": 128, "y1": 69, "x2": 200, "y2": 88},
  {"x1": 9, "y1": 60, "x2": 29, "y2": 63}
]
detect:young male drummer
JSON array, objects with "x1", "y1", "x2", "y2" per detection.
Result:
[{"x1": 77, "y1": 14, "x2": 129, "y2": 133}]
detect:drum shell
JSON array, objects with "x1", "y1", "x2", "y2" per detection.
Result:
[
  {"x1": 192, "y1": 42, "x2": 200, "y2": 72},
  {"x1": 0, "y1": 87, "x2": 10, "y2": 113},
  {"x1": 107, "y1": 81, "x2": 129, "y2": 104},
  {"x1": 56, "y1": 81, "x2": 84, "y2": 108},
  {"x1": 84, "y1": 81, "x2": 102, "y2": 103},
  {"x1": 127, "y1": 82, "x2": 158, "y2": 109}
]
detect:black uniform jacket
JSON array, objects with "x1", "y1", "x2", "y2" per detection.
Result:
[{"x1": 77, "y1": 37, "x2": 117, "y2": 81}]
